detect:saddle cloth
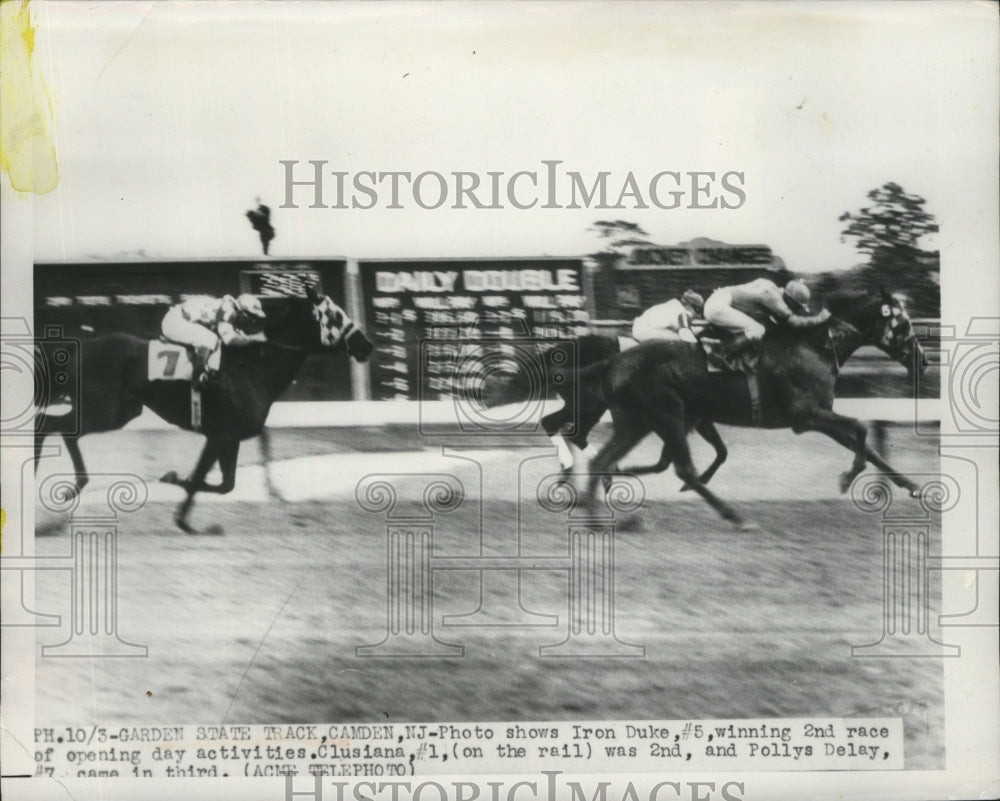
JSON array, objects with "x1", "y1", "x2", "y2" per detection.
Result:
[
  {"x1": 148, "y1": 340, "x2": 195, "y2": 381},
  {"x1": 149, "y1": 340, "x2": 204, "y2": 430},
  {"x1": 621, "y1": 329, "x2": 759, "y2": 374},
  {"x1": 694, "y1": 325, "x2": 761, "y2": 374}
]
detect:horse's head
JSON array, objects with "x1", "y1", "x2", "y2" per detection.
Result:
[
  {"x1": 306, "y1": 286, "x2": 374, "y2": 362},
  {"x1": 858, "y1": 288, "x2": 927, "y2": 379}
]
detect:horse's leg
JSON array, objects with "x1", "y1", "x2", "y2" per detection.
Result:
[
  {"x1": 798, "y1": 412, "x2": 921, "y2": 497},
  {"x1": 170, "y1": 439, "x2": 240, "y2": 533},
  {"x1": 545, "y1": 384, "x2": 611, "y2": 486},
  {"x1": 161, "y1": 441, "x2": 216, "y2": 490},
  {"x1": 622, "y1": 441, "x2": 673, "y2": 477},
  {"x1": 626, "y1": 419, "x2": 728, "y2": 485},
  {"x1": 565, "y1": 394, "x2": 616, "y2": 488},
  {"x1": 201, "y1": 440, "x2": 239, "y2": 494},
  {"x1": 542, "y1": 405, "x2": 574, "y2": 481},
  {"x1": 791, "y1": 408, "x2": 871, "y2": 494},
  {"x1": 166, "y1": 441, "x2": 218, "y2": 533},
  {"x1": 64, "y1": 437, "x2": 90, "y2": 497},
  {"x1": 163, "y1": 438, "x2": 241, "y2": 495},
  {"x1": 34, "y1": 431, "x2": 45, "y2": 474},
  {"x1": 691, "y1": 420, "x2": 728, "y2": 486},
  {"x1": 634, "y1": 393, "x2": 745, "y2": 525},
  {"x1": 858, "y1": 442, "x2": 921, "y2": 497},
  {"x1": 585, "y1": 418, "x2": 647, "y2": 503}
]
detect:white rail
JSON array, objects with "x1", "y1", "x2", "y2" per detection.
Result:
[{"x1": 118, "y1": 398, "x2": 940, "y2": 431}]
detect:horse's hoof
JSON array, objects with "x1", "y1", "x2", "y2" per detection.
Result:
[
  {"x1": 679, "y1": 483, "x2": 692, "y2": 493},
  {"x1": 204, "y1": 523, "x2": 225, "y2": 536},
  {"x1": 909, "y1": 488, "x2": 920, "y2": 499},
  {"x1": 161, "y1": 471, "x2": 180, "y2": 485},
  {"x1": 738, "y1": 520, "x2": 761, "y2": 532},
  {"x1": 838, "y1": 472, "x2": 854, "y2": 494}
]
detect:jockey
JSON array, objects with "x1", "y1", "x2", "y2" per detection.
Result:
[
  {"x1": 161, "y1": 293, "x2": 267, "y2": 383},
  {"x1": 702, "y1": 278, "x2": 829, "y2": 350},
  {"x1": 631, "y1": 290, "x2": 705, "y2": 344}
]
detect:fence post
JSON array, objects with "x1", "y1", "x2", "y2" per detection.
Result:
[{"x1": 345, "y1": 258, "x2": 371, "y2": 401}]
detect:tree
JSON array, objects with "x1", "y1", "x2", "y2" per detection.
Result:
[
  {"x1": 589, "y1": 220, "x2": 650, "y2": 254},
  {"x1": 838, "y1": 182, "x2": 940, "y2": 317},
  {"x1": 838, "y1": 182, "x2": 938, "y2": 262}
]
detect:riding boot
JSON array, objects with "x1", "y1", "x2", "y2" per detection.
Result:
[
  {"x1": 194, "y1": 346, "x2": 215, "y2": 385},
  {"x1": 726, "y1": 332, "x2": 763, "y2": 372},
  {"x1": 727, "y1": 332, "x2": 755, "y2": 358}
]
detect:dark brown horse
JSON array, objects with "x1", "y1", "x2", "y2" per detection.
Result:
[
  {"x1": 35, "y1": 288, "x2": 372, "y2": 532},
  {"x1": 478, "y1": 334, "x2": 728, "y2": 489},
  {"x1": 584, "y1": 289, "x2": 927, "y2": 525}
]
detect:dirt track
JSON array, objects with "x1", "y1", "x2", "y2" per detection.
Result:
[{"x1": 31, "y1": 425, "x2": 943, "y2": 769}]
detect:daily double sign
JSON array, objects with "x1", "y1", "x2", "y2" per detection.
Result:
[
  {"x1": 360, "y1": 259, "x2": 589, "y2": 401},
  {"x1": 374, "y1": 268, "x2": 581, "y2": 294}
]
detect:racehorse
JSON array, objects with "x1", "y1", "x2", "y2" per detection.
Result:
[
  {"x1": 583, "y1": 288, "x2": 927, "y2": 526},
  {"x1": 35, "y1": 288, "x2": 373, "y2": 532},
  {"x1": 477, "y1": 333, "x2": 729, "y2": 489},
  {"x1": 476, "y1": 333, "x2": 619, "y2": 444}
]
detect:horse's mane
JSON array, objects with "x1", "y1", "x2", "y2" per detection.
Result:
[
  {"x1": 261, "y1": 296, "x2": 310, "y2": 336},
  {"x1": 823, "y1": 290, "x2": 876, "y2": 317}
]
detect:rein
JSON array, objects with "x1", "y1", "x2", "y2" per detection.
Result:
[
  {"x1": 827, "y1": 326, "x2": 842, "y2": 374},
  {"x1": 264, "y1": 340, "x2": 312, "y2": 353},
  {"x1": 824, "y1": 304, "x2": 894, "y2": 374},
  {"x1": 261, "y1": 299, "x2": 352, "y2": 355},
  {"x1": 263, "y1": 335, "x2": 350, "y2": 356}
]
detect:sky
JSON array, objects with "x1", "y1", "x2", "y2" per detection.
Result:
[{"x1": 20, "y1": 1, "x2": 995, "y2": 272}]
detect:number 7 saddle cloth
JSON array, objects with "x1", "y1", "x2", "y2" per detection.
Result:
[{"x1": 148, "y1": 340, "x2": 196, "y2": 382}]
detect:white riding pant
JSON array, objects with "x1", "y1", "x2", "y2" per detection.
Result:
[
  {"x1": 161, "y1": 307, "x2": 222, "y2": 369},
  {"x1": 703, "y1": 288, "x2": 766, "y2": 340},
  {"x1": 631, "y1": 318, "x2": 697, "y2": 344}
]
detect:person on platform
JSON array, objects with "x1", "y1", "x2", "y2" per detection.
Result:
[
  {"x1": 631, "y1": 289, "x2": 705, "y2": 344},
  {"x1": 246, "y1": 198, "x2": 275, "y2": 256},
  {"x1": 161, "y1": 293, "x2": 267, "y2": 383}
]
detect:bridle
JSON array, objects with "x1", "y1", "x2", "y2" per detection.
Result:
[
  {"x1": 824, "y1": 298, "x2": 909, "y2": 374},
  {"x1": 259, "y1": 298, "x2": 356, "y2": 356},
  {"x1": 867, "y1": 301, "x2": 913, "y2": 360}
]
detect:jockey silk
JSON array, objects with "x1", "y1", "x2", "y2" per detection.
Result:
[
  {"x1": 632, "y1": 299, "x2": 697, "y2": 343},
  {"x1": 704, "y1": 278, "x2": 797, "y2": 340},
  {"x1": 180, "y1": 295, "x2": 241, "y2": 332},
  {"x1": 727, "y1": 278, "x2": 796, "y2": 321},
  {"x1": 162, "y1": 295, "x2": 250, "y2": 352}
]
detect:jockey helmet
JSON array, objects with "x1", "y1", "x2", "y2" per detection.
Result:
[
  {"x1": 681, "y1": 289, "x2": 704, "y2": 314},
  {"x1": 237, "y1": 293, "x2": 266, "y2": 319},
  {"x1": 783, "y1": 279, "x2": 811, "y2": 307}
]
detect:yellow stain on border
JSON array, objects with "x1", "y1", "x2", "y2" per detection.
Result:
[{"x1": 0, "y1": 0, "x2": 59, "y2": 194}]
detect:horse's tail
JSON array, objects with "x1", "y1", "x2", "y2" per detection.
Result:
[
  {"x1": 571, "y1": 358, "x2": 614, "y2": 405},
  {"x1": 544, "y1": 334, "x2": 620, "y2": 397},
  {"x1": 476, "y1": 335, "x2": 621, "y2": 408}
]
